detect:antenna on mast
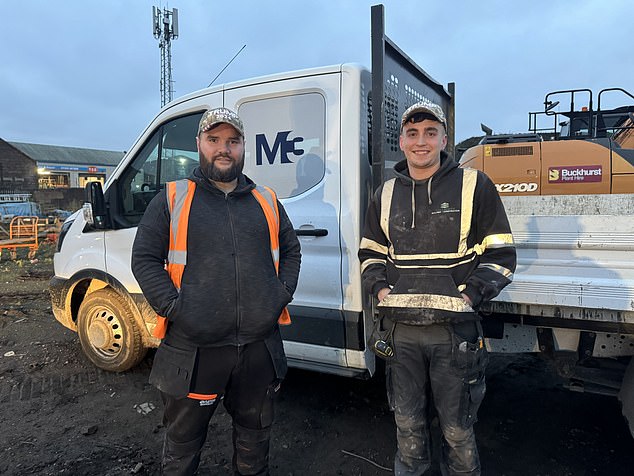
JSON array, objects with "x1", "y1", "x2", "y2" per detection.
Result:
[
  {"x1": 153, "y1": 6, "x2": 179, "y2": 106},
  {"x1": 208, "y1": 44, "x2": 247, "y2": 87}
]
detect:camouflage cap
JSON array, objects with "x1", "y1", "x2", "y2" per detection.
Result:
[
  {"x1": 197, "y1": 107, "x2": 244, "y2": 137},
  {"x1": 401, "y1": 99, "x2": 447, "y2": 132}
]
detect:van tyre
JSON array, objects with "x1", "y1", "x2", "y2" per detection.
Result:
[{"x1": 77, "y1": 288, "x2": 147, "y2": 372}]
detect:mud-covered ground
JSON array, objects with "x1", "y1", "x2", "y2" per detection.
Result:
[{"x1": 1, "y1": 242, "x2": 633, "y2": 475}]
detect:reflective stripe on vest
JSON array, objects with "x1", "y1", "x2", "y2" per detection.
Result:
[
  {"x1": 152, "y1": 179, "x2": 291, "y2": 339},
  {"x1": 251, "y1": 185, "x2": 291, "y2": 326}
]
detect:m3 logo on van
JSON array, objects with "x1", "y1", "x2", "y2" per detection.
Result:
[
  {"x1": 255, "y1": 131, "x2": 304, "y2": 165},
  {"x1": 548, "y1": 165, "x2": 602, "y2": 183}
]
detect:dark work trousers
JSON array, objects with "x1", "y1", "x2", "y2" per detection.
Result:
[
  {"x1": 161, "y1": 340, "x2": 278, "y2": 476},
  {"x1": 386, "y1": 320, "x2": 487, "y2": 476}
]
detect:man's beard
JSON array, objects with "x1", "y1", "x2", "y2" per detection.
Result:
[{"x1": 199, "y1": 150, "x2": 244, "y2": 183}]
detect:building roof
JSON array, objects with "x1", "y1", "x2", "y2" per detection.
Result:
[{"x1": 8, "y1": 141, "x2": 124, "y2": 167}]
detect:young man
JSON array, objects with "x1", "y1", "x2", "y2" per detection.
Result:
[
  {"x1": 132, "y1": 107, "x2": 301, "y2": 475},
  {"x1": 359, "y1": 99, "x2": 516, "y2": 475}
]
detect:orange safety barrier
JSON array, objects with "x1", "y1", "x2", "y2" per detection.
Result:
[{"x1": 0, "y1": 216, "x2": 39, "y2": 260}]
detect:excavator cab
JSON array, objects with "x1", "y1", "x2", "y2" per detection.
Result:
[{"x1": 459, "y1": 87, "x2": 634, "y2": 195}]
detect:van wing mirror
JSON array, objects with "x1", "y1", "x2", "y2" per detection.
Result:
[{"x1": 83, "y1": 181, "x2": 107, "y2": 229}]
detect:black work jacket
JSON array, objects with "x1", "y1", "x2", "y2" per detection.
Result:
[
  {"x1": 358, "y1": 153, "x2": 516, "y2": 324},
  {"x1": 132, "y1": 167, "x2": 301, "y2": 347}
]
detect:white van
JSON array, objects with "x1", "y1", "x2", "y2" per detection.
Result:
[{"x1": 49, "y1": 5, "x2": 455, "y2": 375}]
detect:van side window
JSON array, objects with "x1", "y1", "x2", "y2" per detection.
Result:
[
  {"x1": 117, "y1": 112, "x2": 203, "y2": 226},
  {"x1": 239, "y1": 93, "x2": 326, "y2": 199}
]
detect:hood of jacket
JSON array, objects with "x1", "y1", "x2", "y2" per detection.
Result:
[{"x1": 391, "y1": 151, "x2": 458, "y2": 227}]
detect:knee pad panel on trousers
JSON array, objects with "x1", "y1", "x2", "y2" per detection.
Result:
[
  {"x1": 164, "y1": 431, "x2": 208, "y2": 458},
  {"x1": 233, "y1": 423, "x2": 271, "y2": 476},
  {"x1": 439, "y1": 424, "x2": 481, "y2": 476}
]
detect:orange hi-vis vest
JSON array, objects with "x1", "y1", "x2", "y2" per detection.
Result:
[{"x1": 152, "y1": 179, "x2": 291, "y2": 339}]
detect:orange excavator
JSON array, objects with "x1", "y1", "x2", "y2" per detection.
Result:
[
  {"x1": 459, "y1": 89, "x2": 634, "y2": 436},
  {"x1": 459, "y1": 87, "x2": 634, "y2": 195}
]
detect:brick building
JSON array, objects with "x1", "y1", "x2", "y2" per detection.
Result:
[{"x1": 0, "y1": 139, "x2": 38, "y2": 194}]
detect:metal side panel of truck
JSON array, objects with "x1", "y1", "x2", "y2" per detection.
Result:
[
  {"x1": 483, "y1": 193, "x2": 634, "y2": 354},
  {"x1": 51, "y1": 64, "x2": 375, "y2": 376}
]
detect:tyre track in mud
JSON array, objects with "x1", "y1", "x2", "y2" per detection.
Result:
[
  {"x1": 0, "y1": 363, "x2": 151, "y2": 404},
  {"x1": 1, "y1": 290, "x2": 49, "y2": 298}
]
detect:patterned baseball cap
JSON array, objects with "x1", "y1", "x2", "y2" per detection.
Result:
[
  {"x1": 197, "y1": 107, "x2": 244, "y2": 137},
  {"x1": 401, "y1": 99, "x2": 447, "y2": 131}
]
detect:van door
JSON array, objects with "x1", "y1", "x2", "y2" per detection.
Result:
[
  {"x1": 104, "y1": 98, "x2": 221, "y2": 295},
  {"x1": 225, "y1": 72, "x2": 346, "y2": 370}
]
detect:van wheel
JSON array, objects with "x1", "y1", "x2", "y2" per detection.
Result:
[{"x1": 77, "y1": 288, "x2": 147, "y2": 372}]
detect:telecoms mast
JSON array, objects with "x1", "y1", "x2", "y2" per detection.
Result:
[{"x1": 152, "y1": 7, "x2": 179, "y2": 107}]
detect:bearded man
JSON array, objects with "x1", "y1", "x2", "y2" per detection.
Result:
[{"x1": 132, "y1": 107, "x2": 301, "y2": 475}]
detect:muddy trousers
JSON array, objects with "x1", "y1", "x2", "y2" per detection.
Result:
[
  {"x1": 160, "y1": 342, "x2": 278, "y2": 476},
  {"x1": 387, "y1": 321, "x2": 487, "y2": 476}
]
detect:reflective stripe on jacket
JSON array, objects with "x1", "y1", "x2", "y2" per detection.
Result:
[{"x1": 153, "y1": 179, "x2": 291, "y2": 339}]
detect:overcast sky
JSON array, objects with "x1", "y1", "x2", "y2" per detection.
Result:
[{"x1": 1, "y1": 0, "x2": 632, "y2": 152}]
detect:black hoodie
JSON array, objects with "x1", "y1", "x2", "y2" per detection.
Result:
[
  {"x1": 131, "y1": 167, "x2": 301, "y2": 346},
  {"x1": 359, "y1": 152, "x2": 516, "y2": 324}
]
